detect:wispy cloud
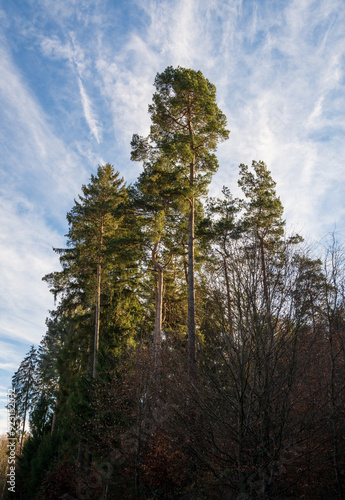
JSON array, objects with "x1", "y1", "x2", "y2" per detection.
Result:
[
  {"x1": 0, "y1": 195, "x2": 61, "y2": 344},
  {"x1": 39, "y1": 31, "x2": 102, "y2": 143},
  {"x1": 0, "y1": 37, "x2": 90, "y2": 389},
  {"x1": 0, "y1": 42, "x2": 88, "y2": 203},
  {"x1": 0, "y1": 344, "x2": 26, "y2": 373},
  {"x1": 78, "y1": 77, "x2": 101, "y2": 143}
]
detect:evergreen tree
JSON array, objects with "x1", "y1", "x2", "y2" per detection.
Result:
[
  {"x1": 238, "y1": 161, "x2": 285, "y2": 316},
  {"x1": 132, "y1": 66, "x2": 229, "y2": 378},
  {"x1": 130, "y1": 149, "x2": 189, "y2": 367},
  {"x1": 12, "y1": 345, "x2": 39, "y2": 452},
  {"x1": 238, "y1": 160, "x2": 302, "y2": 326},
  {"x1": 199, "y1": 187, "x2": 242, "y2": 336},
  {"x1": 44, "y1": 164, "x2": 127, "y2": 378},
  {"x1": 292, "y1": 253, "x2": 325, "y2": 330}
]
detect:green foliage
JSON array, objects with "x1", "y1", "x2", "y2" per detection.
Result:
[
  {"x1": 17, "y1": 431, "x2": 60, "y2": 499},
  {"x1": 13, "y1": 70, "x2": 345, "y2": 500},
  {"x1": 238, "y1": 160, "x2": 285, "y2": 245},
  {"x1": 133, "y1": 66, "x2": 229, "y2": 199},
  {"x1": 198, "y1": 186, "x2": 242, "y2": 251},
  {"x1": 12, "y1": 346, "x2": 39, "y2": 445},
  {"x1": 29, "y1": 393, "x2": 54, "y2": 439},
  {"x1": 43, "y1": 163, "x2": 127, "y2": 305}
]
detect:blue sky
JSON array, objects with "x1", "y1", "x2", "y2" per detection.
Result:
[{"x1": 1, "y1": 0, "x2": 345, "y2": 433}]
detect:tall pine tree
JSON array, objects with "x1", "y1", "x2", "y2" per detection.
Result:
[{"x1": 132, "y1": 66, "x2": 229, "y2": 378}]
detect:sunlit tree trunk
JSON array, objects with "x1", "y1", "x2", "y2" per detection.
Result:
[
  {"x1": 152, "y1": 243, "x2": 164, "y2": 369},
  {"x1": 93, "y1": 220, "x2": 103, "y2": 379},
  {"x1": 188, "y1": 104, "x2": 197, "y2": 381}
]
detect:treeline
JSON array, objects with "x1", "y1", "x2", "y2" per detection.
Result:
[{"x1": 8, "y1": 67, "x2": 345, "y2": 499}]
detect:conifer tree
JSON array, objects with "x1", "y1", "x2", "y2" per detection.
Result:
[
  {"x1": 238, "y1": 160, "x2": 302, "y2": 328},
  {"x1": 12, "y1": 345, "x2": 38, "y2": 452},
  {"x1": 238, "y1": 161, "x2": 285, "y2": 317},
  {"x1": 130, "y1": 147, "x2": 189, "y2": 367},
  {"x1": 44, "y1": 164, "x2": 127, "y2": 378},
  {"x1": 132, "y1": 66, "x2": 229, "y2": 378},
  {"x1": 200, "y1": 187, "x2": 242, "y2": 336}
]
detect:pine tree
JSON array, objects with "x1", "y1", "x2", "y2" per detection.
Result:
[
  {"x1": 132, "y1": 66, "x2": 229, "y2": 378},
  {"x1": 130, "y1": 144, "x2": 189, "y2": 367}
]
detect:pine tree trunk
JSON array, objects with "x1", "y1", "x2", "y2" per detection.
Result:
[
  {"x1": 259, "y1": 235, "x2": 270, "y2": 317},
  {"x1": 51, "y1": 397, "x2": 58, "y2": 434},
  {"x1": 188, "y1": 105, "x2": 196, "y2": 381},
  {"x1": 153, "y1": 252, "x2": 164, "y2": 368},
  {"x1": 258, "y1": 234, "x2": 274, "y2": 340},
  {"x1": 188, "y1": 177, "x2": 196, "y2": 380},
  {"x1": 152, "y1": 241, "x2": 173, "y2": 373},
  {"x1": 187, "y1": 115, "x2": 197, "y2": 495},
  {"x1": 93, "y1": 222, "x2": 103, "y2": 379}
]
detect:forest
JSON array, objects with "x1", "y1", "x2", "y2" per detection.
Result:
[{"x1": 4, "y1": 66, "x2": 345, "y2": 499}]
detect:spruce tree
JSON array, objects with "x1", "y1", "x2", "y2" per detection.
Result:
[
  {"x1": 239, "y1": 160, "x2": 290, "y2": 323},
  {"x1": 44, "y1": 164, "x2": 127, "y2": 378},
  {"x1": 200, "y1": 187, "x2": 242, "y2": 336},
  {"x1": 12, "y1": 345, "x2": 39, "y2": 452}
]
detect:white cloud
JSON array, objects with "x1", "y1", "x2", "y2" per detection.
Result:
[
  {"x1": 0, "y1": 42, "x2": 91, "y2": 352},
  {"x1": 0, "y1": 195, "x2": 62, "y2": 345},
  {"x1": 78, "y1": 77, "x2": 101, "y2": 143},
  {"x1": 0, "y1": 43, "x2": 87, "y2": 203},
  {"x1": 94, "y1": 55, "x2": 154, "y2": 181},
  {"x1": 307, "y1": 95, "x2": 324, "y2": 126},
  {"x1": 39, "y1": 35, "x2": 74, "y2": 61},
  {"x1": 39, "y1": 32, "x2": 102, "y2": 143},
  {"x1": 0, "y1": 344, "x2": 25, "y2": 373}
]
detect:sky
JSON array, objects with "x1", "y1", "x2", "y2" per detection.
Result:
[{"x1": 1, "y1": 0, "x2": 345, "y2": 433}]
